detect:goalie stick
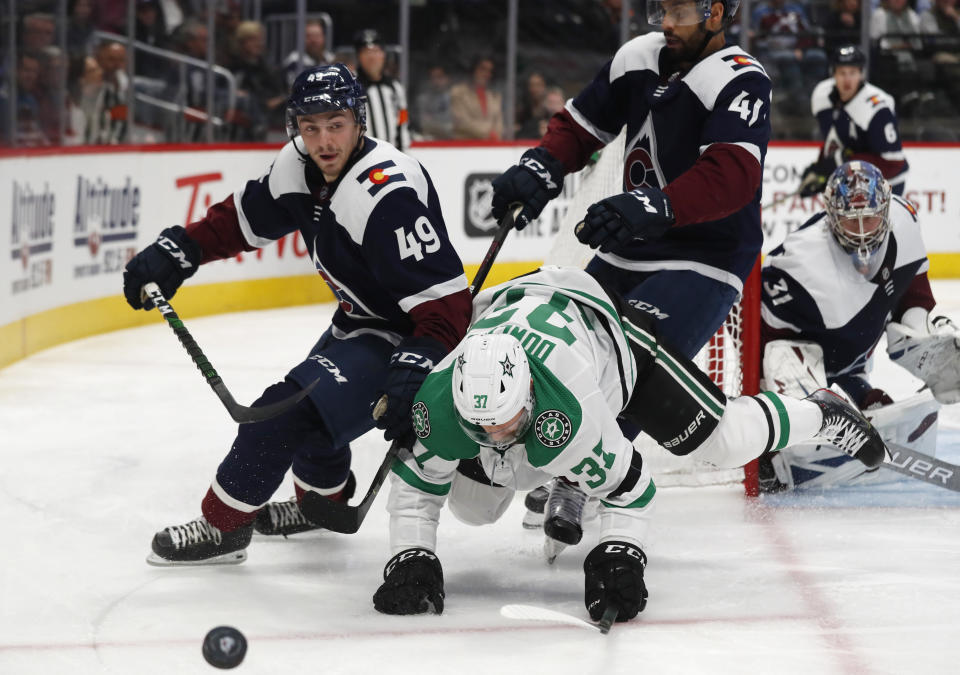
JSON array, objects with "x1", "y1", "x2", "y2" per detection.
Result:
[
  {"x1": 142, "y1": 283, "x2": 321, "y2": 424},
  {"x1": 300, "y1": 205, "x2": 522, "y2": 533},
  {"x1": 500, "y1": 604, "x2": 620, "y2": 634},
  {"x1": 883, "y1": 441, "x2": 960, "y2": 492}
]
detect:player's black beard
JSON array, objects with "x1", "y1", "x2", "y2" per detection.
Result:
[{"x1": 661, "y1": 32, "x2": 701, "y2": 71}]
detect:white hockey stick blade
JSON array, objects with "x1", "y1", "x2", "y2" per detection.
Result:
[{"x1": 500, "y1": 604, "x2": 603, "y2": 632}]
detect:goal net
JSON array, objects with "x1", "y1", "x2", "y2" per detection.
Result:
[{"x1": 544, "y1": 130, "x2": 762, "y2": 492}]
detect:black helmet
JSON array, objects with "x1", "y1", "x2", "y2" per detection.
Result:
[
  {"x1": 831, "y1": 45, "x2": 866, "y2": 71},
  {"x1": 353, "y1": 28, "x2": 382, "y2": 52},
  {"x1": 285, "y1": 63, "x2": 367, "y2": 141}
]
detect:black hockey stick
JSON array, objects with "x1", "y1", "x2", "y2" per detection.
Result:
[
  {"x1": 882, "y1": 441, "x2": 960, "y2": 492},
  {"x1": 300, "y1": 205, "x2": 522, "y2": 533},
  {"x1": 142, "y1": 282, "x2": 321, "y2": 424},
  {"x1": 762, "y1": 174, "x2": 820, "y2": 211}
]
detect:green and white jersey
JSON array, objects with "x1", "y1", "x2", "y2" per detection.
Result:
[{"x1": 387, "y1": 267, "x2": 658, "y2": 553}]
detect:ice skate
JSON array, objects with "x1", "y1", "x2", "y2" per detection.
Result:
[
  {"x1": 147, "y1": 516, "x2": 252, "y2": 566},
  {"x1": 806, "y1": 388, "x2": 888, "y2": 468},
  {"x1": 254, "y1": 472, "x2": 356, "y2": 536}
]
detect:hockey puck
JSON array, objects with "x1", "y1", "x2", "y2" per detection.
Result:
[{"x1": 202, "y1": 626, "x2": 247, "y2": 669}]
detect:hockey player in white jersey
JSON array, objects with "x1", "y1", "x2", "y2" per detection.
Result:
[
  {"x1": 760, "y1": 161, "x2": 959, "y2": 491},
  {"x1": 800, "y1": 45, "x2": 908, "y2": 197},
  {"x1": 122, "y1": 64, "x2": 471, "y2": 564},
  {"x1": 371, "y1": 267, "x2": 888, "y2": 622}
]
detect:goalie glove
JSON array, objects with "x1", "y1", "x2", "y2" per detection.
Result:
[
  {"x1": 373, "y1": 548, "x2": 445, "y2": 615},
  {"x1": 887, "y1": 315, "x2": 960, "y2": 404},
  {"x1": 583, "y1": 541, "x2": 648, "y2": 623}
]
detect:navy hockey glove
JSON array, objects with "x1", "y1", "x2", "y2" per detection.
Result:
[
  {"x1": 576, "y1": 187, "x2": 675, "y2": 253},
  {"x1": 583, "y1": 541, "x2": 648, "y2": 623},
  {"x1": 123, "y1": 226, "x2": 202, "y2": 310},
  {"x1": 374, "y1": 336, "x2": 446, "y2": 441},
  {"x1": 373, "y1": 548, "x2": 445, "y2": 615},
  {"x1": 799, "y1": 157, "x2": 837, "y2": 197},
  {"x1": 491, "y1": 147, "x2": 565, "y2": 230}
]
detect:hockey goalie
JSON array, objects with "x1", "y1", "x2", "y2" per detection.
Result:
[{"x1": 759, "y1": 160, "x2": 960, "y2": 491}]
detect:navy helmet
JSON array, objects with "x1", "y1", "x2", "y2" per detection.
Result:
[
  {"x1": 831, "y1": 44, "x2": 866, "y2": 72},
  {"x1": 646, "y1": 0, "x2": 741, "y2": 28},
  {"x1": 285, "y1": 63, "x2": 367, "y2": 141}
]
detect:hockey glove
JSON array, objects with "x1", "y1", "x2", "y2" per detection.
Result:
[
  {"x1": 373, "y1": 548, "x2": 445, "y2": 615},
  {"x1": 575, "y1": 187, "x2": 675, "y2": 253},
  {"x1": 123, "y1": 226, "x2": 202, "y2": 310},
  {"x1": 374, "y1": 336, "x2": 446, "y2": 441},
  {"x1": 583, "y1": 540, "x2": 648, "y2": 622},
  {"x1": 491, "y1": 147, "x2": 565, "y2": 230},
  {"x1": 799, "y1": 157, "x2": 837, "y2": 198}
]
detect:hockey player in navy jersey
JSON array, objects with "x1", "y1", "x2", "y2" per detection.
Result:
[
  {"x1": 759, "y1": 161, "x2": 959, "y2": 491},
  {"x1": 799, "y1": 45, "x2": 909, "y2": 198},
  {"x1": 491, "y1": 0, "x2": 770, "y2": 528},
  {"x1": 492, "y1": 0, "x2": 769, "y2": 360},
  {"x1": 122, "y1": 64, "x2": 471, "y2": 565}
]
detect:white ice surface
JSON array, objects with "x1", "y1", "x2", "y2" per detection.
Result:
[{"x1": 3, "y1": 283, "x2": 960, "y2": 675}]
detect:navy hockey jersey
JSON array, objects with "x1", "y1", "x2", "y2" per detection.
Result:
[
  {"x1": 184, "y1": 137, "x2": 470, "y2": 349},
  {"x1": 545, "y1": 33, "x2": 772, "y2": 294},
  {"x1": 761, "y1": 196, "x2": 933, "y2": 379},
  {"x1": 811, "y1": 78, "x2": 908, "y2": 193}
]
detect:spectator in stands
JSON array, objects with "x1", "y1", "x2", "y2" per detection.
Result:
[
  {"x1": 921, "y1": 0, "x2": 960, "y2": 111},
  {"x1": 415, "y1": 65, "x2": 454, "y2": 140},
  {"x1": 95, "y1": 41, "x2": 130, "y2": 144},
  {"x1": 64, "y1": 54, "x2": 105, "y2": 145},
  {"x1": 67, "y1": 0, "x2": 97, "y2": 58},
  {"x1": 751, "y1": 0, "x2": 827, "y2": 108},
  {"x1": 515, "y1": 71, "x2": 547, "y2": 138},
  {"x1": 136, "y1": 0, "x2": 173, "y2": 80},
  {"x1": 824, "y1": 0, "x2": 862, "y2": 53},
  {"x1": 36, "y1": 46, "x2": 68, "y2": 144},
  {"x1": 450, "y1": 56, "x2": 503, "y2": 140},
  {"x1": 354, "y1": 29, "x2": 410, "y2": 151},
  {"x1": 871, "y1": 0, "x2": 923, "y2": 47},
  {"x1": 228, "y1": 20, "x2": 287, "y2": 141},
  {"x1": 283, "y1": 20, "x2": 335, "y2": 88},
  {"x1": 21, "y1": 13, "x2": 56, "y2": 59},
  {"x1": 0, "y1": 54, "x2": 50, "y2": 146},
  {"x1": 517, "y1": 84, "x2": 565, "y2": 139}
]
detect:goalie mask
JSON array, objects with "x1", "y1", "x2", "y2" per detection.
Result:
[
  {"x1": 824, "y1": 161, "x2": 892, "y2": 278},
  {"x1": 452, "y1": 333, "x2": 535, "y2": 449}
]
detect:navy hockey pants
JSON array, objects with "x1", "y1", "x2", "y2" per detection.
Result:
[
  {"x1": 585, "y1": 258, "x2": 740, "y2": 359},
  {"x1": 213, "y1": 327, "x2": 395, "y2": 510}
]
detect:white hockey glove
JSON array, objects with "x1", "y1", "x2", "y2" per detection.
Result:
[
  {"x1": 762, "y1": 339, "x2": 827, "y2": 398},
  {"x1": 887, "y1": 313, "x2": 960, "y2": 404}
]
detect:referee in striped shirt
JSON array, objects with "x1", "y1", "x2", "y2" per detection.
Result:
[{"x1": 354, "y1": 29, "x2": 411, "y2": 152}]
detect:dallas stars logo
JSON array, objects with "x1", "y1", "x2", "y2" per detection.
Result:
[
  {"x1": 412, "y1": 401, "x2": 431, "y2": 439},
  {"x1": 500, "y1": 355, "x2": 514, "y2": 376},
  {"x1": 534, "y1": 410, "x2": 572, "y2": 448}
]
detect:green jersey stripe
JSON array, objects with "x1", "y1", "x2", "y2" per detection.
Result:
[
  {"x1": 391, "y1": 462, "x2": 452, "y2": 496},
  {"x1": 759, "y1": 391, "x2": 792, "y2": 450},
  {"x1": 601, "y1": 479, "x2": 657, "y2": 509}
]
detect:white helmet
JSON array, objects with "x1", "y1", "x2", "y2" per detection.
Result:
[{"x1": 452, "y1": 333, "x2": 535, "y2": 448}]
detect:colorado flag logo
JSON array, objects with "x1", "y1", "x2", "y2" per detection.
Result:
[{"x1": 358, "y1": 160, "x2": 405, "y2": 196}]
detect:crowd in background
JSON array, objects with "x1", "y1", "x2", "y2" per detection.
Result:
[{"x1": 2, "y1": 0, "x2": 959, "y2": 147}]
